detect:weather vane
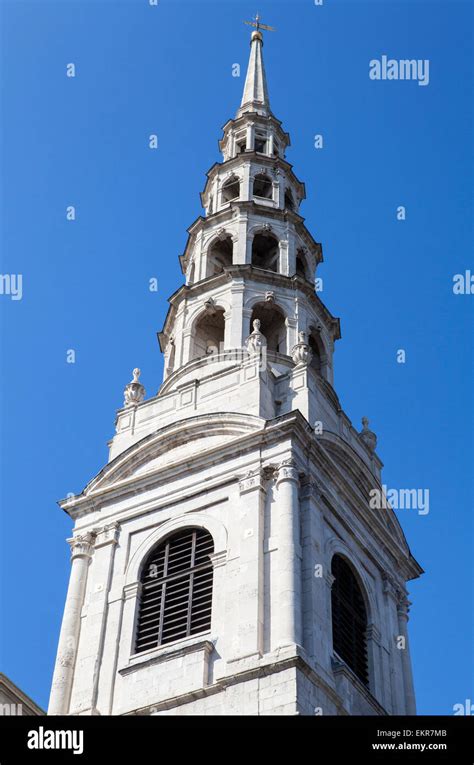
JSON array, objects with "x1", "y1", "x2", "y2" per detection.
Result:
[{"x1": 244, "y1": 12, "x2": 276, "y2": 34}]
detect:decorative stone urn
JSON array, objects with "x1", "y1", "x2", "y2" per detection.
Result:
[
  {"x1": 245, "y1": 319, "x2": 267, "y2": 357},
  {"x1": 291, "y1": 330, "x2": 313, "y2": 368},
  {"x1": 359, "y1": 417, "x2": 377, "y2": 453},
  {"x1": 123, "y1": 368, "x2": 145, "y2": 408}
]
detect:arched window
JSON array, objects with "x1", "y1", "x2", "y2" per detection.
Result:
[
  {"x1": 135, "y1": 528, "x2": 214, "y2": 653},
  {"x1": 253, "y1": 173, "x2": 273, "y2": 200},
  {"x1": 331, "y1": 554, "x2": 369, "y2": 686}
]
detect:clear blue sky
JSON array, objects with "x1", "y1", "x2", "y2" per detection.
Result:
[{"x1": 0, "y1": 0, "x2": 472, "y2": 714}]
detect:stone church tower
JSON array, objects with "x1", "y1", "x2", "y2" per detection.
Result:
[{"x1": 49, "y1": 26, "x2": 422, "y2": 716}]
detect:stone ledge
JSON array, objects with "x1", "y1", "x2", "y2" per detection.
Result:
[{"x1": 119, "y1": 636, "x2": 215, "y2": 676}]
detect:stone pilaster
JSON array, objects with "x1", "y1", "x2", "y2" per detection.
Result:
[
  {"x1": 383, "y1": 573, "x2": 407, "y2": 714},
  {"x1": 275, "y1": 459, "x2": 302, "y2": 648},
  {"x1": 232, "y1": 468, "x2": 267, "y2": 659}
]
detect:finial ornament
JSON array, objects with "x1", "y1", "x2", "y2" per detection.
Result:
[
  {"x1": 123, "y1": 367, "x2": 145, "y2": 408},
  {"x1": 359, "y1": 417, "x2": 377, "y2": 453}
]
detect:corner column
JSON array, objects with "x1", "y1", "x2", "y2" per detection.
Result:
[
  {"x1": 48, "y1": 532, "x2": 95, "y2": 715},
  {"x1": 397, "y1": 595, "x2": 417, "y2": 714},
  {"x1": 72, "y1": 523, "x2": 120, "y2": 715}
]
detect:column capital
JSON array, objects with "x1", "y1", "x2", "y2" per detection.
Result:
[
  {"x1": 397, "y1": 594, "x2": 412, "y2": 622},
  {"x1": 276, "y1": 458, "x2": 300, "y2": 487},
  {"x1": 67, "y1": 532, "x2": 95, "y2": 561}
]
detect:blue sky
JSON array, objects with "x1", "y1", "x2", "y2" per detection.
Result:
[{"x1": 0, "y1": 0, "x2": 472, "y2": 714}]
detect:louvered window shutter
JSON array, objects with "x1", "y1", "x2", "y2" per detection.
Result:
[
  {"x1": 331, "y1": 554, "x2": 369, "y2": 686},
  {"x1": 135, "y1": 528, "x2": 214, "y2": 653}
]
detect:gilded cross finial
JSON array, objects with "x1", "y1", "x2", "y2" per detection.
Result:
[{"x1": 244, "y1": 12, "x2": 276, "y2": 34}]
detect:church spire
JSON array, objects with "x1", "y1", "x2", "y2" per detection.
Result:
[{"x1": 238, "y1": 14, "x2": 274, "y2": 118}]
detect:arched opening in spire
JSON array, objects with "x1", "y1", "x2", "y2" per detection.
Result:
[
  {"x1": 221, "y1": 176, "x2": 240, "y2": 204},
  {"x1": 296, "y1": 248, "x2": 310, "y2": 281},
  {"x1": 207, "y1": 235, "x2": 233, "y2": 277},
  {"x1": 192, "y1": 307, "x2": 225, "y2": 360},
  {"x1": 250, "y1": 302, "x2": 287, "y2": 354},
  {"x1": 251, "y1": 232, "x2": 279, "y2": 272},
  {"x1": 308, "y1": 327, "x2": 327, "y2": 377},
  {"x1": 284, "y1": 189, "x2": 295, "y2": 211},
  {"x1": 254, "y1": 132, "x2": 268, "y2": 154},
  {"x1": 235, "y1": 132, "x2": 247, "y2": 155},
  {"x1": 253, "y1": 173, "x2": 273, "y2": 201}
]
